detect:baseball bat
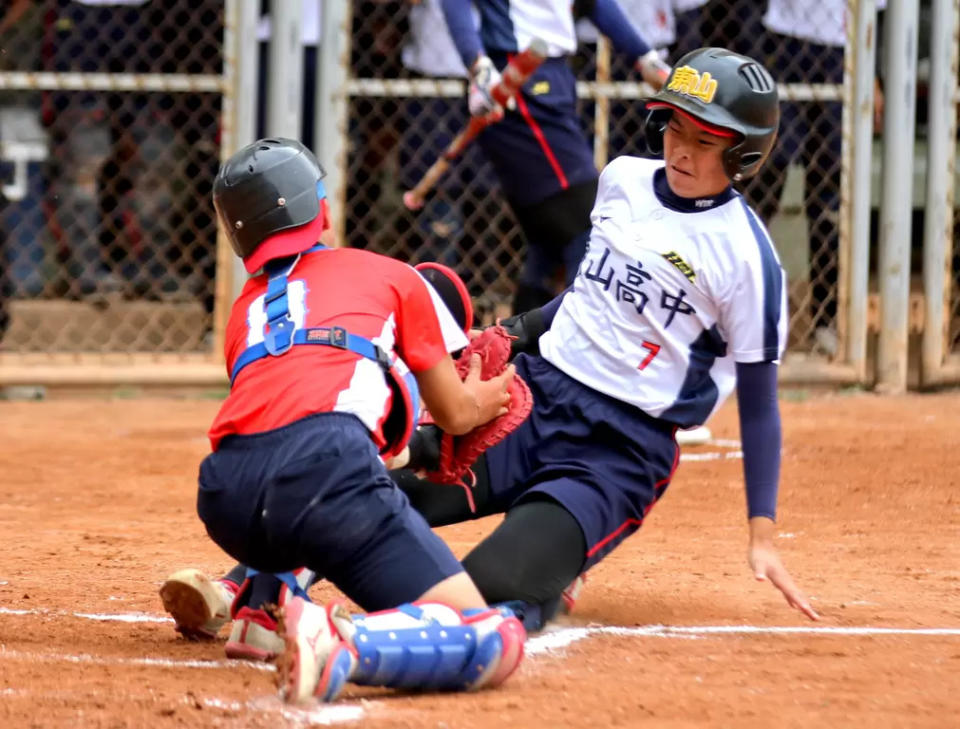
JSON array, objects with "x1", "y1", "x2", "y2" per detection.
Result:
[{"x1": 403, "y1": 38, "x2": 548, "y2": 211}]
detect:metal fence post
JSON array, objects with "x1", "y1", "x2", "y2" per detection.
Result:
[
  {"x1": 921, "y1": 0, "x2": 959, "y2": 386},
  {"x1": 266, "y1": 0, "x2": 304, "y2": 139},
  {"x1": 844, "y1": 0, "x2": 877, "y2": 382},
  {"x1": 593, "y1": 37, "x2": 611, "y2": 172},
  {"x1": 877, "y1": 0, "x2": 919, "y2": 392},
  {"x1": 316, "y1": 1, "x2": 351, "y2": 246},
  {"x1": 219, "y1": 0, "x2": 261, "y2": 352}
]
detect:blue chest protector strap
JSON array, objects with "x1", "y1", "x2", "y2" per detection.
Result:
[
  {"x1": 228, "y1": 245, "x2": 420, "y2": 457},
  {"x1": 230, "y1": 245, "x2": 392, "y2": 385}
]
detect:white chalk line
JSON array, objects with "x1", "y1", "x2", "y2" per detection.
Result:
[
  {"x1": 0, "y1": 606, "x2": 173, "y2": 623},
  {"x1": 525, "y1": 623, "x2": 960, "y2": 656},
  {"x1": 679, "y1": 437, "x2": 742, "y2": 462},
  {"x1": 4, "y1": 605, "x2": 959, "y2": 663},
  {"x1": 0, "y1": 644, "x2": 273, "y2": 671},
  {"x1": 710, "y1": 438, "x2": 742, "y2": 448},
  {"x1": 680, "y1": 450, "x2": 743, "y2": 462}
]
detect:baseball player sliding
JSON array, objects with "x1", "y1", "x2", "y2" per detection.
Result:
[{"x1": 397, "y1": 46, "x2": 820, "y2": 630}]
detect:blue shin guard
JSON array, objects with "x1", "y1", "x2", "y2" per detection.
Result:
[{"x1": 335, "y1": 602, "x2": 526, "y2": 694}]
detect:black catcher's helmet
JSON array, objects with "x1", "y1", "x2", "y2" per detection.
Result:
[
  {"x1": 643, "y1": 48, "x2": 779, "y2": 181},
  {"x1": 213, "y1": 138, "x2": 328, "y2": 272}
]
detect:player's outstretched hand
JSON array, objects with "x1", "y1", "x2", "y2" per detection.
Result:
[
  {"x1": 748, "y1": 517, "x2": 819, "y2": 621},
  {"x1": 463, "y1": 353, "x2": 515, "y2": 426}
]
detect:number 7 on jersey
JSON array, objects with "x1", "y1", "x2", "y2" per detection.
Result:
[{"x1": 638, "y1": 340, "x2": 660, "y2": 371}]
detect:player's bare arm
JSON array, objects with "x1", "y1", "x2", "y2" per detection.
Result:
[
  {"x1": 748, "y1": 516, "x2": 820, "y2": 620},
  {"x1": 417, "y1": 353, "x2": 514, "y2": 435}
]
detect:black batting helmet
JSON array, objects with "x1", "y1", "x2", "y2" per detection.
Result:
[
  {"x1": 643, "y1": 48, "x2": 779, "y2": 181},
  {"x1": 213, "y1": 138, "x2": 329, "y2": 273}
]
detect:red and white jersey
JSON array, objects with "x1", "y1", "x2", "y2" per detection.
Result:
[{"x1": 209, "y1": 248, "x2": 468, "y2": 450}]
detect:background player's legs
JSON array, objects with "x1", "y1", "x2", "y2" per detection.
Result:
[
  {"x1": 512, "y1": 179, "x2": 597, "y2": 312},
  {"x1": 476, "y1": 58, "x2": 598, "y2": 314}
]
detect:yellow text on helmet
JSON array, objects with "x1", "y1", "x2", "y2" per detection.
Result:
[{"x1": 667, "y1": 67, "x2": 718, "y2": 104}]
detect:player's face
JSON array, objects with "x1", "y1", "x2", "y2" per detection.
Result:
[{"x1": 662, "y1": 112, "x2": 734, "y2": 198}]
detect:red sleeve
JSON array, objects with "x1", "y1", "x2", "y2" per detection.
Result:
[{"x1": 393, "y1": 264, "x2": 450, "y2": 372}]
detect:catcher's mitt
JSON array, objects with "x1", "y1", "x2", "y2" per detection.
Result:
[{"x1": 423, "y1": 325, "x2": 532, "y2": 485}]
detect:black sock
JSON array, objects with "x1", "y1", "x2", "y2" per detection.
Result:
[
  {"x1": 221, "y1": 563, "x2": 247, "y2": 588},
  {"x1": 245, "y1": 572, "x2": 284, "y2": 612}
]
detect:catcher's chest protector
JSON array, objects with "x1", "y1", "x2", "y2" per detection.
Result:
[{"x1": 229, "y1": 247, "x2": 420, "y2": 459}]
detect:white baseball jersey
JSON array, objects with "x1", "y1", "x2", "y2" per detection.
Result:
[
  {"x1": 576, "y1": 0, "x2": 707, "y2": 49},
  {"x1": 764, "y1": 0, "x2": 886, "y2": 48},
  {"x1": 403, "y1": 0, "x2": 475, "y2": 78},
  {"x1": 540, "y1": 156, "x2": 788, "y2": 427},
  {"x1": 476, "y1": 0, "x2": 577, "y2": 57}
]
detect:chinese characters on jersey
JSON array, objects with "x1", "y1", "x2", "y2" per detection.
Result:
[{"x1": 582, "y1": 247, "x2": 696, "y2": 328}]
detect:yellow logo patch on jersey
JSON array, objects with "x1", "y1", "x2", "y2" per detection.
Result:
[
  {"x1": 666, "y1": 67, "x2": 718, "y2": 104},
  {"x1": 531, "y1": 80, "x2": 550, "y2": 95},
  {"x1": 662, "y1": 251, "x2": 696, "y2": 283}
]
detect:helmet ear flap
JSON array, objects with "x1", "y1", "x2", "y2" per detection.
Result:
[
  {"x1": 722, "y1": 141, "x2": 767, "y2": 182},
  {"x1": 642, "y1": 107, "x2": 671, "y2": 156}
]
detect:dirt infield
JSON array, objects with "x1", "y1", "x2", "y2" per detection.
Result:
[{"x1": 1, "y1": 390, "x2": 958, "y2": 728}]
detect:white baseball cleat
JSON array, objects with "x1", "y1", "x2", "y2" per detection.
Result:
[
  {"x1": 276, "y1": 597, "x2": 351, "y2": 704},
  {"x1": 159, "y1": 568, "x2": 236, "y2": 640},
  {"x1": 225, "y1": 606, "x2": 287, "y2": 661}
]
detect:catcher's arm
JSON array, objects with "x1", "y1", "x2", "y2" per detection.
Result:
[
  {"x1": 416, "y1": 353, "x2": 514, "y2": 435},
  {"x1": 402, "y1": 38, "x2": 548, "y2": 211}
]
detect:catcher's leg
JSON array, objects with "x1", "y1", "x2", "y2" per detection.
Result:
[
  {"x1": 462, "y1": 495, "x2": 586, "y2": 632},
  {"x1": 277, "y1": 457, "x2": 526, "y2": 703},
  {"x1": 159, "y1": 568, "x2": 239, "y2": 640},
  {"x1": 277, "y1": 597, "x2": 525, "y2": 704}
]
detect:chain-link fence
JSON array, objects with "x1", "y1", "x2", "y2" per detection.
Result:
[
  {"x1": 0, "y1": 0, "x2": 226, "y2": 358},
  {"x1": 343, "y1": 0, "x2": 870, "y2": 359},
  {"x1": 1, "y1": 1, "x2": 951, "y2": 388}
]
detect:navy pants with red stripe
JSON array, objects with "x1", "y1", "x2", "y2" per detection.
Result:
[
  {"x1": 480, "y1": 56, "x2": 597, "y2": 208},
  {"x1": 480, "y1": 56, "x2": 599, "y2": 308},
  {"x1": 483, "y1": 354, "x2": 679, "y2": 571}
]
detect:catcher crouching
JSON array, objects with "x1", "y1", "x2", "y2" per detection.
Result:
[{"x1": 167, "y1": 138, "x2": 526, "y2": 704}]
